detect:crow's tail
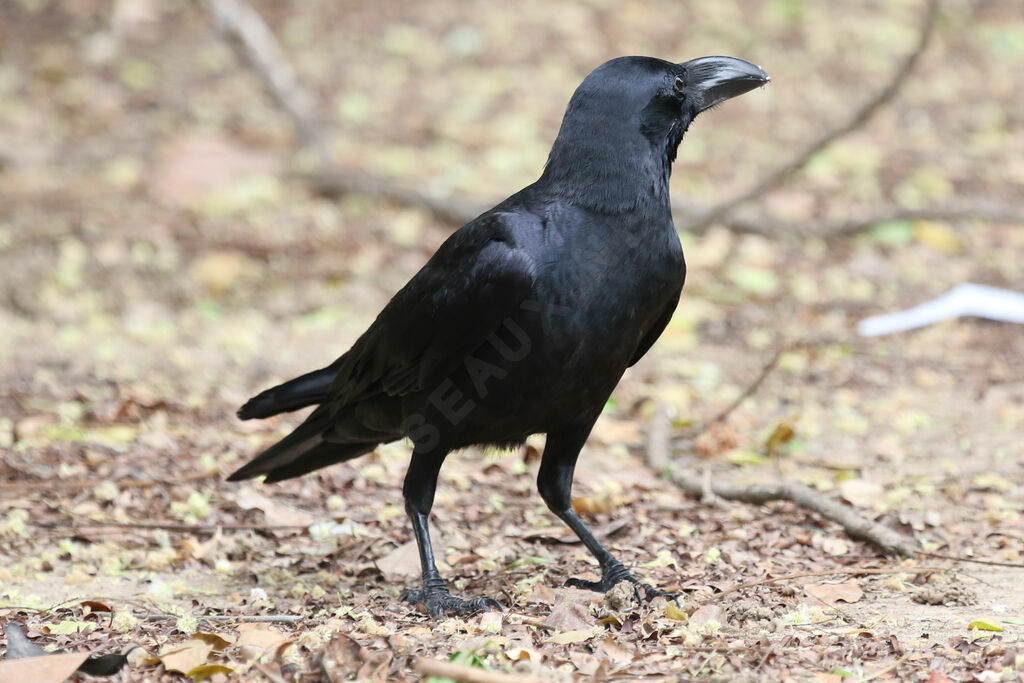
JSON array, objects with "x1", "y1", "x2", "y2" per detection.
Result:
[
  {"x1": 238, "y1": 365, "x2": 337, "y2": 420},
  {"x1": 227, "y1": 407, "x2": 377, "y2": 483}
]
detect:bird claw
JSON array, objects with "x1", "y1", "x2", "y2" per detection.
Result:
[
  {"x1": 401, "y1": 586, "x2": 504, "y2": 617},
  {"x1": 564, "y1": 563, "x2": 674, "y2": 603}
]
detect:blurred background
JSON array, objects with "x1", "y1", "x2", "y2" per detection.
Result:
[
  {"x1": 2, "y1": 0, "x2": 1022, "y2": 463},
  {"x1": 3, "y1": 0, "x2": 1024, "y2": 505},
  {"x1": 1, "y1": 0, "x2": 1023, "y2": 674}
]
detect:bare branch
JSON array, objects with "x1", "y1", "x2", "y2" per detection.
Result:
[
  {"x1": 199, "y1": 0, "x2": 486, "y2": 224},
  {"x1": 678, "y1": 0, "x2": 940, "y2": 234},
  {"x1": 669, "y1": 472, "x2": 918, "y2": 557},
  {"x1": 674, "y1": 201, "x2": 1024, "y2": 239},
  {"x1": 201, "y1": 0, "x2": 324, "y2": 151},
  {"x1": 301, "y1": 168, "x2": 484, "y2": 226}
]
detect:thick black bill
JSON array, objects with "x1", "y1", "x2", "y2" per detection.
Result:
[{"x1": 681, "y1": 56, "x2": 769, "y2": 113}]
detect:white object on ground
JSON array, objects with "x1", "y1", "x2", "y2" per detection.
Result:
[{"x1": 857, "y1": 283, "x2": 1024, "y2": 337}]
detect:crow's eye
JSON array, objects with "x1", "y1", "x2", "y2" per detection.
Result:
[{"x1": 673, "y1": 75, "x2": 685, "y2": 94}]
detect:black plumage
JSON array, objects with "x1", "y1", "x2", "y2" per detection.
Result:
[{"x1": 230, "y1": 55, "x2": 768, "y2": 615}]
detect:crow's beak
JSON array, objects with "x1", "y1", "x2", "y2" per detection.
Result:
[{"x1": 681, "y1": 56, "x2": 769, "y2": 113}]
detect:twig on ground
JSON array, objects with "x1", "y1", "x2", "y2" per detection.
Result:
[
  {"x1": 413, "y1": 657, "x2": 548, "y2": 683},
  {"x1": 677, "y1": 0, "x2": 940, "y2": 234},
  {"x1": 714, "y1": 566, "x2": 947, "y2": 599},
  {"x1": 504, "y1": 613, "x2": 552, "y2": 629},
  {"x1": 669, "y1": 472, "x2": 919, "y2": 557},
  {"x1": 917, "y1": 552, "x2": 1024, "y2": 569},
  {"x1": 32, "y1": 521, "x2": 308, "y2": 533}
]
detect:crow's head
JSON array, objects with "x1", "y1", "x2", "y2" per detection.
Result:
[{"x1": 543, "y1": 55, "x2": 768, "y2": 210}]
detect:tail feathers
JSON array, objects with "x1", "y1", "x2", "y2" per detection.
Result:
[
  {"x1": 262, "y1": 441, "x2": 377, "y2": 483},
  {"x1": 238, "y1": 365, "x2": 337, "y2": 420},
  {"x1": 227, "y1": 409, "x2": 377, "y2": 483}
]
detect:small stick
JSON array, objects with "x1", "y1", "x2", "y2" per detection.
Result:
[
  {"x1": 32, "y1": 521, "x2": 308, "y2": 532},
  {"x1": 413, "y1": 658, "x2": 547, "y2": 683},
  {"x1": 917, "y1": 551, "x2": 1024, "y2": 569}
]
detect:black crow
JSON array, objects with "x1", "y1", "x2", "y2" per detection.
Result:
[{"x1": 230, "y1": 55, "x2": 769, "y2": 616}]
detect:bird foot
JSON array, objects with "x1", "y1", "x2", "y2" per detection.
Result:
[
  {"x1": 564, "y1": 562, "x2": 673, "y2": 603},
  {"x1": 401, "y1": 586, "x2": 503, "y2": 617}
]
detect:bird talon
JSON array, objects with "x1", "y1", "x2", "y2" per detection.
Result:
[{"x1": 402, "y1": 585, "x2": 503, "y2": 617}]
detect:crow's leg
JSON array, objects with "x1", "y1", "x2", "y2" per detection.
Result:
[
  {"x1": 539, "y1": 424, "x2": 673, "y2": 601},
  {"x1": 399, "y1": 445, "x2": 503, "y2": 617}
]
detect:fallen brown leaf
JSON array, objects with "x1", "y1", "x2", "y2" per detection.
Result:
[{"x1": 806, "y1": 581, "x2": 864, "y2": 604}]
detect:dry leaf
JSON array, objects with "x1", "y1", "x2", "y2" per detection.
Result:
[
  {"x1": 837, "y1": 479, "x2": 883, "y2": 508},
  {"x1": 820, "y1": 537, "x2": 849, "y2": 556},
  {"x1": 235, "y1": 488, "x2": 317, "y2": 527},
  {"x1": 236, "y1": 626, "x2": 288, "y2": 651},
  {"x1": 812, "y1": 674, "x2": 843, "y2": 683},
  {"x1": 546, "y1": 629, "x2": 597, "y2": 645},
  {"x1": 158, "y1": 638, "x2": 213, "y2": 675},
  {"x1": 688, "y1": 604, "x2": 725, "y2": 628},
  {"x1": 187, "y1": 663, "x2": 235, "y2": 680},
  {"x1": 599, "y1": 638, "x2": 635, "y2": 665},
  {"x1": 191, "y1": 632, "x2": 235, "y2": 651},
  {"x1": 665, "y1": 601, "x2": 688, "y2": 621},
  {"x1": 0, "y1": 653, "x2": 90, "y2": 683},
  {"x1": 376, "y1": 539, "x2": 433, "y2": 583},
  {"x1": 806, "y1": 582, "x2": 864, "y2": 605},
  {"x1": 569, "y1": 650, "x2": 601, "y2": 675},
  {"x1": 318, "y1": 633, "x2": 363, "y2": 680},
  {"x1": 504, "y1": 644, "x2": 541, "y2": 662},
  {"x1": 543, "y1": 595, "x2": 593, "y2": 631}
]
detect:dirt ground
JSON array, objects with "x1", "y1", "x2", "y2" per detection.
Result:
[{"x1": 1, "y1": 1, "x2": 1023, "y2": 681}]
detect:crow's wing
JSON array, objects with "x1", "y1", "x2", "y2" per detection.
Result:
[
  {"x1": 628, "y1": 290, "x2": 680, "y2": 367},
  {"x1": 327, "y1": 213, "x2": 537, "y2": 411}
]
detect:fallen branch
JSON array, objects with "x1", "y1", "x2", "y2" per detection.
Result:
[
  {"x1": 677, "y1": 0, "x2": 940, "y2": 234},
  {"x1": 669, "y1": 472, "x2": 918, "y2": 557},
  {"x1": 413, "y1": 658, "x2": 547, "y2": 683}
]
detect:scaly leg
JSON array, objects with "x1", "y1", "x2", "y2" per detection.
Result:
[
  {"x1": 399, "y1": 445, "x2": 503, "y2": 617},
  {"x1": 538, "y1": 423, "x2": 673, "y2": 601}
]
